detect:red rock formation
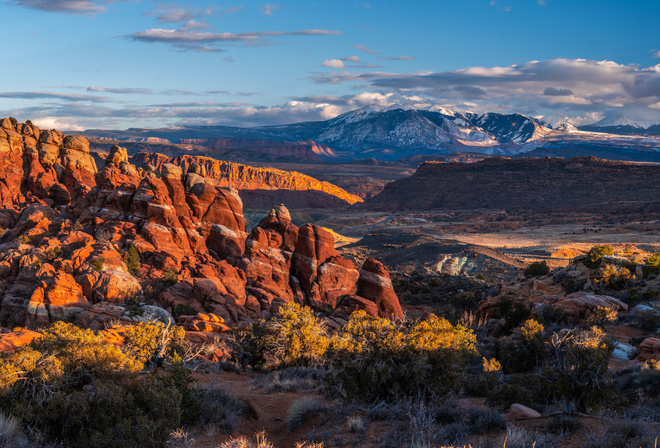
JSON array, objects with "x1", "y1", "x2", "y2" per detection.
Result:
[
  {"x1": 357, "y1": 258, "x2": 404, "y2": 320},
  {"x1": 133, "y1": 153, "x2": 362, "y2": 205},
  {"x1": 639, "y1": 337, "x2": 660, "y2": 361},
  {"x1": 0, "y1": 119, "x2": 401, "y2": 333},
  {"x1": 0, "y1": 328, "x2": 41, "y2": 352}
]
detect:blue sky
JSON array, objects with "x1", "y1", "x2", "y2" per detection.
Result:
[{"x1": 1, "y1": 0, "x2": 660, "y2": 130}]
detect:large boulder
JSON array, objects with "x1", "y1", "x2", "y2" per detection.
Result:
[
  {"x1": 92, "y1": 271, "x2": 142, "y2": 303},
  {"x1": 357, "y1": 258, "x2": 404, "y2": 320}
]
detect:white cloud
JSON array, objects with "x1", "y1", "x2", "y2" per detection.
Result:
[
  {"x1": 8, "y1": 0, "x2": 110, "y2": 15},
  {"x1": 652, "y1": 50, "x2": 660, "y2": 58},
  {"x1": 261, "y1": 3, "x2": 279, "y2": 16},
  {"x1": 32, "y1": 117, "x2": 85, "y2": 131},
  {"x1": 351, "y1": 44, "x2": 380, "y2": 54},
  {"x1": 126, "y1": 27, "x2": 341, "y2": 51},
  {"x1": 648, "y1": 102, "x2": 660, "y2": 110},
  {"x1": 322, "y1": 59, "x2": 346, "y2": 69},
  {"x1": 345, "y1": 56, "x2": 360, "y2": 62},
  {"x1": 145, "y1": 4, "x2": 218, "y2": 23}
]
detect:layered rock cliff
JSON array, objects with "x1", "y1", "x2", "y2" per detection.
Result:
[
  {"x1": 362, "y1": 156, "x2": 660, "y2": 212},
  {"x1": 132, "y1": 153, "x2": 363, "y2": 206},
  {"x1": 0, "y1": 119, "x2": 401, "y2": 333},
  {"x1": 178, "y1": 138, "x2": 337, "y2": 161}
]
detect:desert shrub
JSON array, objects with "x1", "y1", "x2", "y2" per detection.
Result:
[
  {"x1": 456, "y1": 291, "x2": 480, "y2": 310},
  {"x1": 434, "y1": 399, "x2": 463, "y2": 424},
  {"x1": 0, "y1": 411, "x2": 23, "y2": 444},
  {"x1": 187, "y1": 386, "x2": 252, "y2": 432},
  {"x1": 0, "y1": 322, "x2": 180, "y2": 447},
  {"x1": 16, "y1": 235, "x2": 31, "y2": 245},
  {"x1": 220, "y1": 431, "x2": 274, "y2": 448},
  {"x1": 467, "y1": 407, "x2": 506, "y2": 434},
  {"x1": 287, "y1": 398, "x2": 324, "y2": 431},
  {"x1": 332, "y1": 312, "x2": 477, "y2": 402},
  {"x1": 562, "y1": 276, "x2": 586, "y2": 294},
  {"x1": 502, "y1": 426, "x2": 556, "y2": 448},
  {"x1": 8, "y1": 117, "x2": 17, "y2": 126},
  {"x1": 261, "y1": 367, "x2": 325, "y2": 393},
  {"x1": 428, "y1": 276, "x2": 443, "y2": 287},
  {"x1": 593, "y1": 264, "x2": 633, "y2": 291},
  {"x1": 346, "y1": 414, "x2": 367, "y2": 433},
  {"x1": 24, "y1": 119, "x2": 32, "y2": 127},
  {"x1": 545, "y1": 413, "x2": 582, "y2": 435},
  {"x1": 584, "y1": 245, "x2": 614, "y2": 268},
  {"x1": 636, "y1": 309, "x2": 660, "y2": 331},
  {"x1": 537, "y1": 304, "x2": 564, "y2": 325},
  {"x1": 486, "y1": 382, "x2": 532, "y2": 410},
  {"x1": 494, "y1": 297, "x2": 530, "y2": 334},
  {"x1": 172, "y1": 303, "x2": 197, "y2": 321},
  {"x1": 583, "y1": 420, "x2": 658, "y2": 448},
  {"x1": 92, "y1": 256, "x2": 105, "y2": 271},
  {"x1": 122, "y1": 320, "x2": 186, "y2": 367},
  {"x1": 269, "y1": 301, "x2": 329, "y2": 367},
  {"x1": 464, "y1": 358, "x2": 501, "y2": 397},
  {"x1": 161, "y1": 267, "x2": 179, "y2": 286},
  {"x1": 228, "y1": 320, "x2": 270, "y2": 371},
  {"x1": 45, "y1": 246, "x2": 62, "y2": 262},
  {"x1": 545, "y1": 326, "x2": 615, "y2": 413},
  {"x1": 524, "y1": 260, "x2": 550, "y2": 277},
  {"x1": 585, "y1": 305, "x2": 619, "y2": 327},
  {"x1": 499, "y1": 319, "x2": 547, "y2": 373},
  {"x1": 125, "y1": 245, "x2": 141, "y2": 274},
  {"x1": 643, "y1": 253, "x2": 660, "y2": 277}
]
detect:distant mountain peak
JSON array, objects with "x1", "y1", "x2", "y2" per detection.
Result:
[{"x1": 592, "y1": 114, "x2": 660, "y2": 129}]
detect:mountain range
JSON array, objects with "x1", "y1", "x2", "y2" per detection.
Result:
[{"x1": 79, "y1": 105, "x2": 660, "y2": 162}]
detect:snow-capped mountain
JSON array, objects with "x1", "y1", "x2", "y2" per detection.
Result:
[
  {"x1": 579, "y1": 113, "x2": 660, "y2": 136},
  {"x1": 81, "y1": 105, "x2": 660, "y2": 161},
  {"x1": 591, "y1": 114, "x2": 660, "y2": 129},
  {"x1": 537, "y1": 115, "x2": 579, "y2": 132}
]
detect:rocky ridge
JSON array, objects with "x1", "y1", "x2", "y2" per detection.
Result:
[
  {"x1": 361, "y1": 156, "x2": 660, "y2": 212},
  {"x1": 0, "y1": 119, "x2": 402, "y2": 338},
  {"x1": 132, "y1": 153, "x2": 362, "y2": 206},
  {"x1": 178, "y1": 137, "x2": 337, "y2": 161}
]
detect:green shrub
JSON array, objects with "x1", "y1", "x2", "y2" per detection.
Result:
[
  {"x1": 16, "y1": 235, "x2": 31, "y2": 245},
  {"x1": 585, "y1": 306, "x2": 619, "y2": 327},
  {"x1": 228, "y1": 320, "x2": 270, "y2": 371},
  {"x1": 524, "y1": 261, "x2": 550, "y2": 277},
  {"x1": 125, "y1": 245, "x2": 141, "y2": 274},
  {"x1": 332, "y1": 312, "x2": 477, "y2": 402},
  {"x1": 498, "y1": 319, "x2": 546, "y2": 373},
  {"x1": 268, "y1": 302, "x2": 329, "y2": 367},
  {"x1": 546, "y1": 414, "x2": 582, "y2": 435},
  {"x1": 161, "y1": 267, "x2": 179, "y2": 286},
  {"x1": 8, "y1": 117, "x2": 17, "y2": 127},
  {"x1": 286, "y1": 398, "x2": 324, "y2": 431},
  {"x1": 122, "y1": 321, "x2": 186, "y2": 367},
  {"x1": 495, "y1": 297, "x2": 530, "y2": 334},
  {"x1": 545, "y1": 326, "x2": 615, "y2": 413},
  {"x1": 467, "y1": 407, "x2": 506, "y2": 434},
  {"x1": 24, "y1": 119, "x2": 32, "y2": 127},
  {"x1": 0, "y1": 322, "x2": 180, "y2": 447},
  {"x1": 45, "y1": 246, "x2": 62, "y2": 262},
  {"x1": 428, "y1": 277, "x2": 443, "y2": 287},
  {"x1": 592, "y1": 264, "x2": 633, "y2": 291},
  {"x1": 537, "y1": 304, "x2": 564, "y2": 325},
  {"x1": 92, "y1": 256, "x2": 105, "y2": 271},
  {"x1": 584, "y1": 245, "x2": 614, "y2": 268},
  {"x1": 643, "y1": 253, "x2": 660, "y2": 277},
  {"x1": 636, "y1": 309, "x2": 660, "y2": 332},
  {"x1": 172, "y1": 303, "x2": 197, "y2": 321}
]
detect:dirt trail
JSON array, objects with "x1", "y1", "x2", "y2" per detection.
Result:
[{"x1": 193, "y1": 371, "x2": 321, "y2": 448}]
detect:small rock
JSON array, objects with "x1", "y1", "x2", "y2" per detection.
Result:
[{"x1": 507, "y1": 403, "x2": 541, "y2": 419}]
